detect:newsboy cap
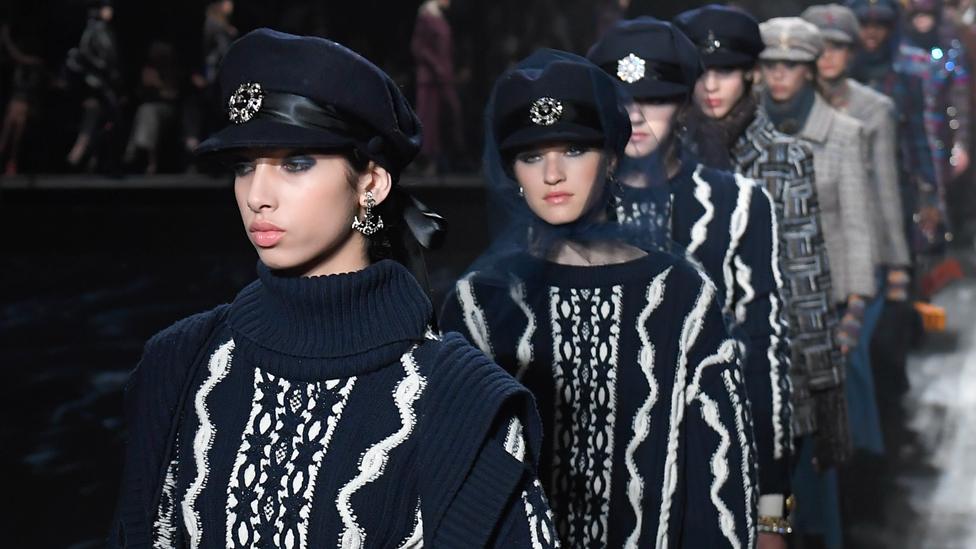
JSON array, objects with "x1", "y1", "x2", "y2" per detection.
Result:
[
  {"x1": 674, "y1": 5, "x2": 765, "y2": 68},
  {"x1": 803, "y1": 4, "x2": 862, "y2": 45},
  {"x1": 587, "y1": 17, "x2": 704, "y2": 101},
  {"x1": 846, "y1": 0, "x2": 900, "y2": 23},
  {"x1": 196, "y1": 28, "x2": 422, "y2": 179},
  {"x1": 491, "y1": 49, "x2": 630, "y2": 155},
  {"x1": 759, "y1": 17, "x2": 825, "y2": 63}
]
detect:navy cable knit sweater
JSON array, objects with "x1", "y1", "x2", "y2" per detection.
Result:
[{"x1": 109, "y1": 260, "x2": 557, "y2": 548}]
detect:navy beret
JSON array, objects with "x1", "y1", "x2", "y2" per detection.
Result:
[
  {"x1": 491, "y1": 49, "x2": 630, "y2": 156},
  {"x1": 587, "y1": 17, "x2": 703, "y2": 101},
  {"x1": 674, "y1": 5, "x2": 764, "y2": 69},
  {"x1": 196, "y1": 28, "x2": 422, "y2": 178}
]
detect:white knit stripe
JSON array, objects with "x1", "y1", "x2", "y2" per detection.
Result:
[
  {"x1": 724, "y1": 174, "x2": 754, "y2": 313},
  {"x1": 337, "y1": 347, "x2": 427, "y2": 549},
  {"x1": 456, "y1": 276, "x2": 494, "y2": 359},
  {"x1": 762, "y1": 185, "x2": 790, "y2": 459},
  {"x1": 153, "y1": 456, "x2": 180, "y2": 549},
  {"x1": 623, "y1": 267, "x2": 671, "y2": 549},
  {"x1": 722, "y1": 369, "x2": 756, "y2": 549},
  {"x1": 182, "y1": 339, "x2": 235, "y2": 549},
  {"x1": 656, "y1": 275, "x2": 715, "y2": 549},
  {"x1": 504, "y1": 416, "x2": 527, "y2": 462},
  {"x1": 510, "y1": 280, "x2": 537, "y2": 380},
  {"x1": 697, "y1": 393, "x2": 741, "y2": 549},
  {"x1": 688, "y1": 165, "x2": 715, "y2": 255},
  {"x1": 686, "y1": 339, "x2": 739, "y2": 405},
  {"x1": 288, "y1": 377, "x2": 357, "y2": 548},
  {"x1": 396, "y1": 501, "x2": 424, "y2": 549},
  {"x1": 732, "y1": 256, "x2": 755, "y2": 324}
]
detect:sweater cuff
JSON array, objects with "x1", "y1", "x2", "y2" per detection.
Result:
[{"x1": 759, "y1": 494, "x2": 785, "y2": 518}]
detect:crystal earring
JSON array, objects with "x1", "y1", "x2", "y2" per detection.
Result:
[
  {"x1": 518, "y1": 186, "x2": 525, "y2": 198},
  {"x1": 352, "y1": 191, "x2": 384, "y2": 236}
]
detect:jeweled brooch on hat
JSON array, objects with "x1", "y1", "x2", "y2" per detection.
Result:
[
  {"x1": 228, "y1": 82, "x2": 264, "y2": 124},
  {"x1": 703, "y1": 30, "x2": 722, "y2": 54},
  {"x1": 529, "y1": 97, "x2": 564, "y2": 126},
  {"x1": 616, "y1": 53, "x2": 646, "y2": 84}
]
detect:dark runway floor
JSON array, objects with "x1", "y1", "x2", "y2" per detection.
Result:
[{"x1": 4, "y1": 179, "x2": 975, "y2": 547}]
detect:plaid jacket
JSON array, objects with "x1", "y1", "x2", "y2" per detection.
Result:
[{"x1": 731, "y1": 110, "x2": 849, "y2": 463}]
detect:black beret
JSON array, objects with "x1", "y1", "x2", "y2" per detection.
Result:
[
  {"x1": 846, "y1": 0, "x2": 899, "y2": 23},
  {"x1": 673, "y1": 5, "x2": 764, "y2": 69},
  {"x1": 196, "y1": 28, "x2": 422, "y2": 178},
  {"x1": 587, "y1": 17, "x2": 703, "y2": 101},
  {"x1": 491, "y1": 50, "x2": 629, "y2": 155}
]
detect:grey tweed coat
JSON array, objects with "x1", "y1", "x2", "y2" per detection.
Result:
[{"x1": 795, "y1": 94, "x2": 876, "y2": 302}]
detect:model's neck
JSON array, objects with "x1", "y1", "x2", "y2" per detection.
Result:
[
  {"x1": 818, "y1": 76, "x2": 850, "y2": 110},
  {"x1": 295, "y1": 232, "x2": 370, "y2": 278}
]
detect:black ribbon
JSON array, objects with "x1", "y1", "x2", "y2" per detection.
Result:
[
  {"x1": 497, "y1": 100, "x2": 603, "y2": 144},
  {"x1": 600, "y1": 60, "x2": 687, "y2": 86},
  {"x1": 256, "y1": 91, "x2": 377, "y2": 142}
]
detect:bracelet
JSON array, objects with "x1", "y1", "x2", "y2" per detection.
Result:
[{"x1": 758, "y1": 515, "x2": 793, "y2": 535}]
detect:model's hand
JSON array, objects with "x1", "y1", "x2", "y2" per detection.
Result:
[
  {"x1": 886, "y1": 269, "x2": 910, "y2": 301},
  {"x1": 951, "y1": 146, "x2": 970, "y2": 178},
  {"x1": 758, "y1": 532, "x2": 788, "y2": 549}
]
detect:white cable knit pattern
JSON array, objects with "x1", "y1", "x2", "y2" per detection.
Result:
[
  {"x1": 688, "y1": 165, "x2": 715, "y2": 255},
  {"x1": 510, "y1": 280, "x2": 537, "y2": 380},
  {"x1": 698, "y1": 393, "x2": 741, "y2": 549},
  {"x1": 723, "y1": 368, "x2": 756, "y2": 549},
  {"x1": 656, "y1": 276, "x2": 714, "y2": 549},
  {"x1": 724, "y1": 175, "x2": 754, "y2": 312},
  {"x1": 182, "y1": 339, "x2": 235, "y2": 549},
  {"x1": 396, "y1": 502, "x2": 424, "y2": 549},
  {"x1": 336, "y1": 347, "x2": 427, "y2": 549},
  {"x1": 457, "y1": 276, "x2": 494, "y2": 360},
  {"x1": 623, "y1": 267, "x2": 670, "y2": 549}
]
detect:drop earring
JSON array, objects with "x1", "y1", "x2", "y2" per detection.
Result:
[
  {"x1": 518, "y1": 186, "x2": 525, "y2": 198},
  {"x1": 352, "y1": 191, "x2": 384, "y2": 236}
]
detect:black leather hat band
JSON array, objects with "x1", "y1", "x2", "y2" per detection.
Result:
[
  {"x1": 496, "y1": 100, "x2": 603, "y2": 144},
  {"x1": 256, "y1": 91, "x2": 377, "y2": 144}
]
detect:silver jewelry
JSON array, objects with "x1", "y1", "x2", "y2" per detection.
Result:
[
  {"x1": 228, "y1": 82, "x2": 264, "y2": 124},
  {"x1": 617, "y1": 53, "x2": 646, "y2": 83},
  {"x1": 529, "y1": 97, "x2": 564, "y2": 126},
  {"x1": 518, "y1": 186, "x2": 525, "y2": 198},
  {"x1": 702, "y1": 30, "x2": 722, "y2": 54},
  {"x1": 352, "y1": 191, "x2": 384, "y2": 236}
]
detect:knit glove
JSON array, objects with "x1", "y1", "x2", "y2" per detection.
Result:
[
  {"x1": 835, "y1": 295, "x2": 866, "y2": 354},
  {"x1": 886, "y1": 269, "x2": 910, "y2": 302}
]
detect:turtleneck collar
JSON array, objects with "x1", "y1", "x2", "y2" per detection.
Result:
[
  {"x1": 227, "y1": 259, "x2": 433, "y2": 380},
  {"x1": 819, "y1": 77, "x2": 851, "y2": 110},
  {"x1": 762, "y1": 84, "x2": 816, "y2": 135}
]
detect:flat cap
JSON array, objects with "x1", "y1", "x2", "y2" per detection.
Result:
[
  {"x1": 196, "y1": 28, "x2": 422, "y2": 178},
  {"x1": 759, "y1": 17, "x2": 825, "y2": 63},
  {"x1": 846, "y1": 0, "x2": 900, "y2": 23},
  {"x1": 587, "y1": 17, "x2": 703, "y2": 101},
  {"x1": 802, "y1": 4, "x2": 862, "y2": 45},
  {"x1": 674, "y1": 5, "x2": 765, "y2": 68},
  {"x1": 491, "y1": 49, "x2": 630, "y2": 155}
]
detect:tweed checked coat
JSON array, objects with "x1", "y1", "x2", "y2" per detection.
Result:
[
  {"x1": 837, "y1": 79, "x2": 911, "y2": 269},
  {"x1": 730, "y1": 110, "x2": 846, "y2": 457},
  {"x1": 794, "y1": 94, "x2": 876, "y2": 302}
]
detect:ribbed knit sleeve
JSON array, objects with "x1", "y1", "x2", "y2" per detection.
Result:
[
  {"x1": 413, "y1": 333, "x2": 545, "y2": 548},
  {"x1": 680, "y1": 277, "x2": 759, "y2": 549},
  {"x1": 108, "y1": 306, "x2": 229, "y2": 548},
  {"x1": 733, "y1": 179, "x2": 792, "y2": 499}
]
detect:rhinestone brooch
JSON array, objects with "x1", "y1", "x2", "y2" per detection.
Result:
[
  {"x1": 529, "y1": 97, "x2": 564, "y2": 126},
  {"x1": 228, "y1": 82, "x2": 264, "y2": 124},
  {"x1": 616, "y1": 53, "x2": 646, "y2": 84}
]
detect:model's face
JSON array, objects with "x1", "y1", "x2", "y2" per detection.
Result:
[
  {"x1": 233, "y1": 149, "x2": 374, "y2": 276},
  {"x1": 625, "y1": 101, "x2": 676, "y2": 158},
  {"x1": 513, "y1": 143, "x2": 608, "y2": 225},
  {"x1": 818, "y1": 41, "x2": 854, "y2": 80},
  {"x1": 100, "y1": 6, "x2": 114, "y2": 21},
  {"x1": 694, "y1": 68, "x2": 748, "y2": 120},
  {"x1": 911, "y1": 13, "x2": 936, "y2": 33},
  {"x1": 859, "y1": 21, "x2": 891, "y2": 52},
  {"x1": 760, "y1": 60, "x2": 811, "y2": 102}
]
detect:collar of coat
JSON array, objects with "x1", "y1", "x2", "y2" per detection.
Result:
[{"x1": 799, "y1": 94, "x2": 835, "y2": 145}]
